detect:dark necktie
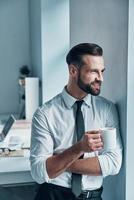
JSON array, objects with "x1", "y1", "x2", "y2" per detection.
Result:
[{"x1": 71, "y1": 100, "x2": 85, "y2": 197}]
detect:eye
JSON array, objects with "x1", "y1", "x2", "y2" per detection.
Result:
[
  {"x1": 85, "y1": 69, "x2": 91, "y2": 73},
  {"x1": 92, "y1": 71, "x2": 97, "y2": 73},
  {"x1": 90, "y1": 68, "x2": 105, "y2": 75},
  {"x1": 90, "y1": 70, "x2": 99, "y2": 74},
  {"x1": 102, "y1": 68, "x2": 106, "y2": 73}
]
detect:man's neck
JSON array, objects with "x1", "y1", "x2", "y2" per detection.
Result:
[{"x1": 66, "y1": 84, "x2": 87, "y2": 100}]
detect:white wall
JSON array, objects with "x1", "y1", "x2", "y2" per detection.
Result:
[
  {"x1": 29, "y1": 0, "x2": 42, "y2": 105},
  {"x1": 70, "y1": 0, "x2": 127, "y2": 199},
  {"x1": 30, "y1": 0, "x2": 70, "y2": 104},
  {"x1": 0, "y1": 0, "x2": 31, "y2": 115},
  {"x1": 1, "y1": 1, "x2": 133, "y2": 199},
  {"x1": 126, "y1": 0, "x2": 134, "y2": 199},
  {"x1": 41, "y1": 0, "x2": 69, "y2": 102}
]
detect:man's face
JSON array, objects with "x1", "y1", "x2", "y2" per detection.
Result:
[{"x1": 76, "y1": 55, "x2": 105, "y2": 96}]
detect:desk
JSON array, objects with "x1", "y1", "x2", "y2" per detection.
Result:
[
  {"x1": 0, "y1": 150, "x2": 34, "y2": 186},
  {"x1": 0, "y1": 124, "x2": 35, "y2": 186}
]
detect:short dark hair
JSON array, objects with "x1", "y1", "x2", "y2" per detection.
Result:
[{"x1": 66, "y1": 43, "x2": 103, "y2": 67}]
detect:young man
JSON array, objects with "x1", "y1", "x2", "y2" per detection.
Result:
[{"x1": 30, "y1": 43, "x2": 122, "y2": 200}]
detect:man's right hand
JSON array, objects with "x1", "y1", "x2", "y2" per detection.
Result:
[
  {"x1": 46, "y1": 130, "x2": 103, "y2": 178},
  {"x1": 79, "y1": 130, "x2": 103, "y2": 152}
]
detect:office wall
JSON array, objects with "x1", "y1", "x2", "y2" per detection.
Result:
[
  {"x1": 126, "y1": 0, "x2": 134, "y2": 199},
  {"x1": 29, "y1": 0, "x2": 42, "y2": 105},
  {"x1": 70, "y1": 0, "x2": 127, "y2": 199},
  {"x1": 0, "y1": 0, "x2": 31, "y2": 115},
  {"x1": 41, "y1": 0, "x2": 69, "y2": 103}
]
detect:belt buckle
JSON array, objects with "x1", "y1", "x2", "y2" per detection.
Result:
[{"x1": 86, "y1": 191, "x2": 92, "y2": 199}]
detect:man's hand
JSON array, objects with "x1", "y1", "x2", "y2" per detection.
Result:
[
  {"x1": 79, "y1": 130, "x2": 103, "y2": 152},
  {"x1": 46, "y1": 130, "x2": 103, "y2": 178}
]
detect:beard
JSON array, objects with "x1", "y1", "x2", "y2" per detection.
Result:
[{"x1": 77, "y1": 73, "x2": 102, "y2": 96}]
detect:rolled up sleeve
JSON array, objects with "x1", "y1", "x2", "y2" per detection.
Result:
[
  {"x1": 30, "y1": 108, "x2": 53, "y2": 184},
  {"x1": 98, "y1": 148, "x2": 122, "y2": 177},
  {"x1": 98, "y1": 102, "x2": 123, "y2": 177}
]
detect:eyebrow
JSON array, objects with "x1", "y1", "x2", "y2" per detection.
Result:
[{"x1": 90, "y1": 68, "x2": 106, "y2": 72}]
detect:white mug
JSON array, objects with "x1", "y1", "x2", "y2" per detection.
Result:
[{"x1": 101, "y1": 127, "x2": 116, "y2": 150}]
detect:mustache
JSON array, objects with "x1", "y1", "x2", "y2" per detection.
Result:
[{"x1": 91, "y1": 80, "x2": 102, "y2": 86}]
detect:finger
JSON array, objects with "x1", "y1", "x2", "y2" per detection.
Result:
[
  {"x1": 88, "y1": 129, "x2": 102, "y2": 134},
  {"x1": 96, "y1": 146, "x2": 103, "y2": 151},
  {"x1": 86, "y1": 130, "x2": 100, "y2": 135},
  {"x1": 91, "y1": 143, "x2": 103, "y2": 151},
  {"x1": 94, "y1": 142, "x2": 103, "y2": 148},
  {"x1": 92, "y1": 138, "x2": 102, "y2": 143},
  {"x1": 87, "y1": 138, "x2": 101, "y2": 145},
  {"x1": 87, "y1": 133, "x2": 101, "y2": 139}
]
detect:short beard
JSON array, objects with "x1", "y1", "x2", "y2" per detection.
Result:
[{"x1": 77, "y1": 73, "x2": 101, "y2": 96}]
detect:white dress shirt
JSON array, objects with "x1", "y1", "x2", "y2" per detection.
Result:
[{"x1": 30, "y1": 87, "x2": 122, "y2": 190}]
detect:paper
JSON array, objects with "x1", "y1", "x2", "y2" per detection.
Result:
[{"x1": 0, "y1": 149, "x2": 24, "y2": 157}]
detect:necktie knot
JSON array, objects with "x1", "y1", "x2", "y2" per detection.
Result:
[{"x1": 76, "y1": 100, "x2": 84, "y2": 110}]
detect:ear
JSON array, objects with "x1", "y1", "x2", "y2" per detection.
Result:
[{"x1": 68, "y1": 64, "x2": 78, "y2": 77}]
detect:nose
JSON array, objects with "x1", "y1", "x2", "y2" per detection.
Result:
[{"x1": 97, "y1": 72, "x2": 103, "y2": 82}]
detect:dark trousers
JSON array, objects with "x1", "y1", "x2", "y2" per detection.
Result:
[{"x1": 34, "y1": 183, "x2": 103, "y2": 200}]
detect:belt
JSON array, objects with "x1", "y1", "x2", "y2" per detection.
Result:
[
  {"x1": 43, "y1": 183, "x2": 103, "y2": 199},
  {"x1": 79, "y1": 187, "x2": 103, "y2": 199}
]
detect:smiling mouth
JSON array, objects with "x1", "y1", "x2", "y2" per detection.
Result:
[{"x1": 91, "y1": 83, "x2": 101, "y2": 90}]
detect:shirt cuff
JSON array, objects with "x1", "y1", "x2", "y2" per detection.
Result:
[
  {"x1": 43, "y1": 156, "x2": 51, "y2": 182},
  {"x1": 30, "y1": 155, "x2": 52, "y2": 184},
  {"x1": 98, "y1": 155, "x2": 109, "y2": 178}
]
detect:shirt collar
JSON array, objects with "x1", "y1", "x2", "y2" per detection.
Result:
[
  {"x1": 83, "y1": 93, "x2": 92, "y2": 108},
  {"x1": 61, "y1": 87, "x2": 91, "y2": 109}
]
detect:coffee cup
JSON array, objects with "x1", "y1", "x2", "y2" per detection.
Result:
[{"x1": 101, "y1": 127, "x2": 116, "y2": 150}]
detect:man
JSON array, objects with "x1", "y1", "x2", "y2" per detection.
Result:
[{"x1": 30, "y1": 43, "x2": 122, "y2": 200}]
